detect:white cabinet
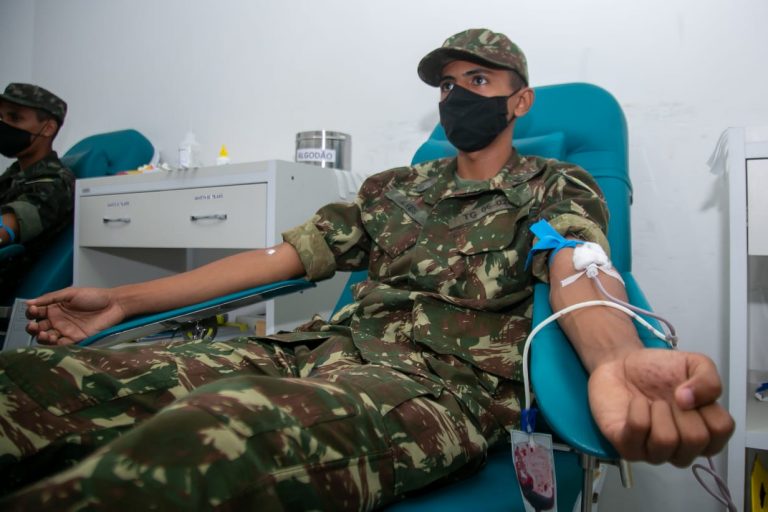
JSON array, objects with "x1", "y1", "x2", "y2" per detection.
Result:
[
  {"x1": 723, "y1": 127, "x2": 768, "y2": 509},
  {"x1": 74, "y1": 160, "x2": 351, "y2": 334},
  {"x1": 748, "y1": 159, "x2": 768, "y2": 256},
  {"x1": 78, "y1": 183, "x2": 268, "y2": 248}
]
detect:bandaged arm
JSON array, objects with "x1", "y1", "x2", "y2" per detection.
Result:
[{"x1": 548, "y1": 242, "x2": 643, "y2": 372}]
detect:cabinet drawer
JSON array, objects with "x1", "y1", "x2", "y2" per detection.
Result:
[
  {"x1": 78, "y1": 183, "x2": 267, "y2": 248},
  {"x1": 748, "y1": 159, "x2": 768, "y2": 255}
]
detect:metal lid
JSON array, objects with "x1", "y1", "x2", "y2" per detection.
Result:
[{"x1": 296, "y1": 130, "x2": 350, "y2": 141}]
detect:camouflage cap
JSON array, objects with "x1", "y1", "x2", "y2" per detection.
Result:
[
  {"x1": 418, "y1": 28, "x2": 528, "y2": 87},
  {"x1": 0, "y1": 83, "x2": 67, "y2": 124}
]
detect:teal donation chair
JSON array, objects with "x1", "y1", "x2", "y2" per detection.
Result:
[
  {"x1": 0, "y1": 129, "x2": 154, "y2": 304},
  {"x1": 75, "y1": 84, "x2": 666, "y2": 510}
]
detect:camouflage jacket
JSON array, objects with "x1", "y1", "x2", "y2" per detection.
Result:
[
  {"x1": 0, "y1": 151, "x2": 74, "y2": 245},
  {"x1": 283, "y1": 150, "x2": 609, "y2": 434}
]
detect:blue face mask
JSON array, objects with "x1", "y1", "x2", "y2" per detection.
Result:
[{"x1": 439, "y1": 85, "x2": 518, "y2": 153}]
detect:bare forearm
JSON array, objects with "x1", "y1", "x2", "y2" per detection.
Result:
[
  {"x1": 114, "y1": 242, "x2": 306, "y2": 317},
  {"x1": 0, "y1": 212, "x2": 19, "y2": 245},
  {"x1": 548, "y1": 247, "x2": 642, "y2": 373}
]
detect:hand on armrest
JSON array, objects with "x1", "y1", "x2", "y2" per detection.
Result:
[
  {"x1": 548, "y1": 247, "x2": 734, "y2": 467},
  {"x1": 25, "y1": 287, "x2": 127, "y2": 345},
  {"x1": 26, "y1": 242, "x2": 306, "y2": 345}
]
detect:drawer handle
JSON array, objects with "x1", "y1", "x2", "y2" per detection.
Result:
[
  {"x1": 190, "y1": 214, "x2": 228, "y2": 221},
  {"x1": 102, "y1": 217, "x2": 131, "y2": 224}
]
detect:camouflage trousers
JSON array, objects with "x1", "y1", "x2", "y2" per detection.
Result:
[{"x1": 0, "y1": 331, "x2": 490, "y2": 511}]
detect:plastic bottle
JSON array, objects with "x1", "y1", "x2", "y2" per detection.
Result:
[
  {"x1": 178, "y1": 132, "x2": 201, "y2": 169},
  {"x1": 216, "y1": 145, "x2": 231, "y2": 166}
]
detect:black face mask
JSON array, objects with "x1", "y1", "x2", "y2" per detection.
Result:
[
  {"x1": 439, "y1": 85, "x2": 519, "y2": 153},
  {"x1": 0, "y1": 121, "x2": 35, "y2": 158}
]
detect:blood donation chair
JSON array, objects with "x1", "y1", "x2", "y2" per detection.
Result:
[
  {"x1": 1, "y1": 129, "x2": 154, "y2": 302},
  {"x1": 73, "y1": 83, "x2": 666, "y2": 511},
  {"x1": 0, "y1": 130, "x2": 153, "y2": 346}
]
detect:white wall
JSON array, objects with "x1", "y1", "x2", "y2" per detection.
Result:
[
  {"x1": 0, "y1": 0, "x2": 35, "y2": 170},
  {"x1": 3, "y1": 0, "x2": 768, "y2": 509}
]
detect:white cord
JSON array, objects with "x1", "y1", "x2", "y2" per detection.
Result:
[
  {"x1": 521, "y1": 299, "x2": 669, "y2": 410},
  {"x1": 590, "y1": 272, "x2": 678, "y2": 347},
  {"x1": 692, "y1": 458, "x2": 738, "y2": 512},
  {"x1": 520, "y1": 272, "x2": 736, "y2": 511}
]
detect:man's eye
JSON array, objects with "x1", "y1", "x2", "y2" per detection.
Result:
[
  {"x1": 472, "y1": 76, "x2": 489, "y2": 86},
  {"x1": 440, "y1": 82, "x2": 454, "y2": 93}
]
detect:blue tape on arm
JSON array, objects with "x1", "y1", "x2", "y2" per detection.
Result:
[
  {"x1": 524, "y1": 219, "x2": 583, "y2": 269},
  {"x1": 5, "y1": 225, "x2": 15, "y2": 243}
]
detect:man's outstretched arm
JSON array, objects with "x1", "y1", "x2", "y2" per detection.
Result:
[
  {"x1": 547, "y1": 246, "x2": 734, "y2": 467},
  {"x1": 26, "y1": 242, "x2": 306, "y2": 345}
]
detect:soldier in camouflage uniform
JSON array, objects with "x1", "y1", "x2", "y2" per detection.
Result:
[
  {"x1": 0, "y1": 29, "x2": 733, "y2": 511},
  {"x1": 0, "y1": 83, "x2": 74, "y2": 302}
]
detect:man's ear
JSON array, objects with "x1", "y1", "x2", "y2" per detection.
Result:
[
  {"x1": 41, "y1": 119, "x2": 58, "y2": 138},
  {"x1": 512, "y1": 88, "x2": 535, "y2": 118}
]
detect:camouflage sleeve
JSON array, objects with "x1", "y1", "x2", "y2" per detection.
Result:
[
  {"x1": 1, "y1": 171, "x2": 74, "y2": 243},
  {"x1": 530, "y1": 163, "x2": 610, "y2": 283},
  {"x1": 282, "y1": 198, "x2": 371, "y2": 282}
]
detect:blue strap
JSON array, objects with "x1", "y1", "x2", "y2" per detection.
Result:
[
  {"x1": 524, "y1": 219, "x2": 583, "y2": 269},
  {"x1": 0, "y1": 216, "x2": 16, "y2": 243},
  {"x1": 521, "y1": 407, "x2": 538, "y2": 434}
]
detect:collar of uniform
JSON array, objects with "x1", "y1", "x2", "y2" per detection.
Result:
[
  {"x1": 495, "y1": 152, "x2": 547, "y2": 207},
  {"x1": 419, "y1": 157, "x2": 460, "y2": 206},
  {"x1": 420, "y1": 149, "x2": 542, "y2": 206},
  {"x1": 14, "y1": 151, "x2": 62, "y2": 180},
  {"x1": 2, "y1": 158, "x2": 21, "y2": 180}
]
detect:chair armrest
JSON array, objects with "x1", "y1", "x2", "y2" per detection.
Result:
[
  {"x1": 530, "y1": 272, "x2": 669, "y2": 459},
  {"x1": 78, "y1": 279, "x2": 315, "y2": 348},
  {"x1": 0, "y1": 243, "x2": 25, "y2": 263}
]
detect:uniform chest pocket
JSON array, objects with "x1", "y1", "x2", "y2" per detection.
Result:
[
  {"x1": 452, "y1": 199, "x2": 532, "y2": 256},
  {"x1": 370, "y1": 216, "x2": 420, "y2": 258},
  {"x1": 365, "y1": 190, "x2": 426, "y2": 259}
]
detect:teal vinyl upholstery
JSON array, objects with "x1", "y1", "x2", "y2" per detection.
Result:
[
  {"x1": 63, "y1": 129, "x2": 154, "y2": 179},
  {"x1": 78, "y1": 280, "x2": 316, "y2": 348},
  {"x1": 6, "y1": 130, "x2": 153, "y2": 301}
]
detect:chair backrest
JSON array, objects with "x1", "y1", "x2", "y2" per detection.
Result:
[
  {"x1": 411, "y1": 82, "x2": 631, "y2": 272},
  {"x1": 62, "y1": 129, "x2": 154, "y2": 179},
  {"x1": 13, "y1": 130, "x2": 154, "y2": 299}
]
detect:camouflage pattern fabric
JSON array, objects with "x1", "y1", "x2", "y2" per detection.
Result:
[
  {"x1": 0, "y1": 151, "x2": 608, "y2": 510},
  {"x1": 1, "y1": 151, "x2": 74, "y2": 244},
  {"x1": 0, "y1": 332, "x2": 485, "y2": 510},
  {"x1": 0, "y1": 151, "x2": 74, "y2": 300},
  {"x1": 0, "y1": 83, "x2": 67, "y2": 124},
  {"x1": 418, "y1": 28, "x2": 529, "y2": 86},
  {"x1": 285, "y1": 150, "x2": 609, "y2": 443}
]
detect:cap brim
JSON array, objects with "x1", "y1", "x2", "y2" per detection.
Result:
[
  {"x1": 417, "y1": 48, "x2": 515, "y2": 87},
  {"x1": 0, "y1": 94, "x2": 63, "y2": 123}
]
